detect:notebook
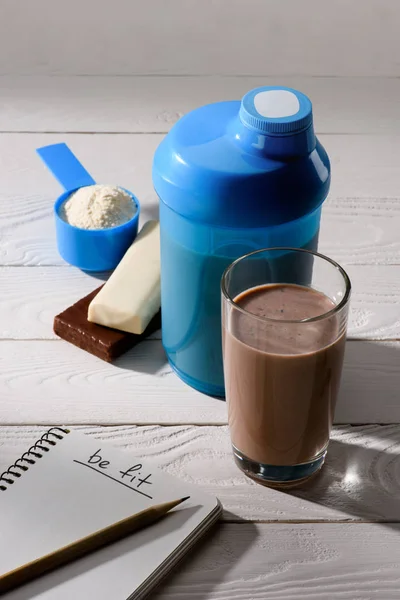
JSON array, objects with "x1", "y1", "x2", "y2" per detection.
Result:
[{"x1": 0, "y1": 428, "x2": 221, "y2": 599}]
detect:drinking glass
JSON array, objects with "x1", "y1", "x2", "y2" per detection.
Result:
[{"x1": 221, "y1": 248, "x2": 351, "y2": 487}]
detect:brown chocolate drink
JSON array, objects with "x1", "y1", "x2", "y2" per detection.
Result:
[{"x1": 223, "y1": 284, "x2": 346, "y2": 467}]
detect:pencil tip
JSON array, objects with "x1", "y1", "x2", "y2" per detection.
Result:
[{"x1": 180, "y1": 496, "x2": 190, "y2": 503}]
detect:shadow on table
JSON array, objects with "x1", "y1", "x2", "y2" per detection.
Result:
[
  {"x1": 114, "y1": 338, "x2": 168, "y2": 375},
  {"x1": 140, "y1": 198, "x2": 160, "y2": 222},
  {"x1": 335, "y1": 339, "x2": 400, "y2": 423},
  {"x1": 283, "y1": 433, "x2": 400, "y2": 527},
  {"x1": 153, "y1": 518, "x2": 258, "y2": 600}
]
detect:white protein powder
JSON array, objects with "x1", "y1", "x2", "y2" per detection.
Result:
[{"x1": 60, "y1": 184, "x2": 137, "y2": 229}]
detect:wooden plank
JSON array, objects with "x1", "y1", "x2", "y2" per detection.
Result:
[
  {"x1": 155, "y1": 523, "x2": 400, "y2": 599},
  {"x1": 1, "y1": 76, "x2": 400, "y2": 134},
  {"x1": 0, "y1": 133, "x2": 399, "y2": 266},
  {"x1": 0, "y1": 1, "x2": 399, "y2": 76},
  {"x1": 1, "y1": 265, "x2": 399, "y2": 341},
  {"x1": 0, "y1": 340, "x2": 398, "y2": 425},
  {"x1": 321, "y1": 197, "x2": 400, "y2": 265},
  {"x1": 1, "y1": 425, "x2": 400, "y2": 523}
]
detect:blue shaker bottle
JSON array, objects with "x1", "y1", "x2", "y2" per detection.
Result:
[{"x1": 153, "y1": 86, "x2": 330, "y2": 397}]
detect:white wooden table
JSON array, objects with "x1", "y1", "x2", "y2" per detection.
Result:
[{"x1": 1, "y1": 74, "x2": 400, "y2": 599}]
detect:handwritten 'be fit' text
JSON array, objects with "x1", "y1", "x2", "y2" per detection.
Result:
[{"x1": 73, "y1": 449, "x2": 154, "y2": 499}]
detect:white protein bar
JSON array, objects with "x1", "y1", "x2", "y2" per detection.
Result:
[{"x1": 88, "y1": 220, "x2": 160, "y2": 335}]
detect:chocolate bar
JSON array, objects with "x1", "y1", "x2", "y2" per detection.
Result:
[{"x1": 54, "y1": 287, "x2": 161, "y2": 362}]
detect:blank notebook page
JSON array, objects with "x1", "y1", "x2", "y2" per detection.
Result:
[{"x1": 0, "y1": 429, "x2": 220, "y2": 599}]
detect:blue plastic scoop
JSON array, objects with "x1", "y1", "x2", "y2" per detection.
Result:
[
  {"x1": 36, "y1": 143, "x2": 140, "y2": 272},
  {"x1": 36, "y1": 142, "x2": 96, "y2": 191}
]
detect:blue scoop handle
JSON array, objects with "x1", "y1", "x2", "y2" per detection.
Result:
[{"x1": 36, "y1": 143, "x2": 96, "y2": 192}]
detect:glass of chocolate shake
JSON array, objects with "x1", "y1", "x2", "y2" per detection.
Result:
[{"x1": 221, "y1": 248, "x2": 351, "y2": 487}]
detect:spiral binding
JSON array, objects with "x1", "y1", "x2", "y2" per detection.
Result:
[{"x1": 0, "y1": 427, "x2": 70, "y2": 491}]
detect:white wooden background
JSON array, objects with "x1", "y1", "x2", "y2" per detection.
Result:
[{"x1": 1, "y1": 1, "x2": 400, "y2": 597}]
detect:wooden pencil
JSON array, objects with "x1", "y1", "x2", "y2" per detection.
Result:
[{"x1": 0, "y1": 496, "x2": 190, "y2": 595}]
